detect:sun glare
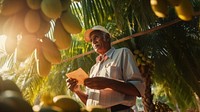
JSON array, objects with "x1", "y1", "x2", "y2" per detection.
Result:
[{"x1": 0, "y1": 35, "x2": 7, "y2": 55}]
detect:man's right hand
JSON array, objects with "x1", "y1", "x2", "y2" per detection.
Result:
[
  {"x1": 66, "y1": 78, "x2": 80, "y2": 92},
  {"x1": 66, "y1": 78, "x2": 88, "y2": 104}
]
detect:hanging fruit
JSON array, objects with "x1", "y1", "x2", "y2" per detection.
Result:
[
  {"x1": 54, "y1": 19, "x2": 72, "y2": 50},
  {"x1": 5, "y1": 36, "x2": 17, "y2": 54},
  {"x1": 0, "y1": 15, "x2": 8, "y2": 35},
  {"x1": 36, "y1": 18, "x2": 51, "y2": 37},
  {"x1": 24, "y1": 10, "x2": 41, "y2": 33},
  {"x1": 133, "y1": 49, "x2": 154, "y2": 67},
  {"x1": 133, "y1": 49, "x2": 140, "y2": 55},
  {"x1": 0, "y1": 0, "x2": 83, "y2": 77},
  {"x1": 41, "y1": 0, "x2": 62, "y2": 20},
  {"x1": 150, "y1": 0, "x2": 169, "y2": 18},
  {"x1": 16, "y1": 35, "x2": 38, "y2": 62},
  {"x1": 41, "y1": 37, "x2": 61, "y2": 64},
  {"x1": 60, "y1": 10, "x2": 82, "y2": 34},
  {"x1": 35, "y1": 45, "x2": 52, "y2": 77},
  {"x1": 60, "y1": 0, "x2": 71, "y2": 12},
  {"x1": 39, "y1": 9, "x2": 51, "y2": 22},
  {"x1": 2, "y1": 12, "x2": 26, "y2": 37},
  {"x1": 175, "y1": 0, "x2": 194, "y2": 21},
  {"x1": 150, "y1": 0, "x2": 194, "y2": 21},
  {"x1": 0, "y1": 0, "x2": 26, "y2": 16},
  {"x1": 26, "y1": 0, "x2": 42, "y2": 10}
]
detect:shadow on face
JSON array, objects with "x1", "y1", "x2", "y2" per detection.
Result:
[{"x1": 89, "y1": 30, "x2": 111, "y2": 54}]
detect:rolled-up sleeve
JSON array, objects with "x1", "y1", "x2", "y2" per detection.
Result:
[{"x1": 127, "y1": 80, "x2": 145, "y2": 97}]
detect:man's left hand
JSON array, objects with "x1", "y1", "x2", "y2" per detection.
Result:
[{"x1": 84, "y1": 77, "x2": 111, "y2": 90}]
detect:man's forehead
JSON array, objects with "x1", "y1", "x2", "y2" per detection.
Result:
[
  {"x1": 90, "y1": 30, "x2": 104, "y2": 36},
  {"x1": 88, "y1": 31, "x2": 104, "y2": 42}
]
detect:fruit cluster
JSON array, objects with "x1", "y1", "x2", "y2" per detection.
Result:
[
  {"x1": 150, "y1": 0, "x2": 194, "y2": 21},
  {"x1": 0, "y1": 0, "x2": 82, "y2": 76},
  {"x1": 133, "y1": 49, "x2": 153, "y2": 67}
]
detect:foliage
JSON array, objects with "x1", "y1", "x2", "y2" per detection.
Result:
[{"x1": 0, "y1": 0, "x2": 200, "y2": 111}]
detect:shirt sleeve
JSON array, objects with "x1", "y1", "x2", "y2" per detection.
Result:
[{"x1": 121, "y1": 48, "x2": 145, "y2": 97}]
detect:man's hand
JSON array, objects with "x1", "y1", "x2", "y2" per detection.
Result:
[
  {"x1": 66, "y1": 78, "x2": 88, "y2": 104},
  {"x1": 84, "y1": 77, "x2": 111, "y2": 90},
  {"x1": 66, "y1": 78, "x2": 81, "y2": 92},
  {"x1": 84, "y1": 77, "x2": 141, "y2": 96}
]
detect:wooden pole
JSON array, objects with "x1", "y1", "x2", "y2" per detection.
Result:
[{"x1": 62, "y1": 11, "x2": 200, "y2": 63}]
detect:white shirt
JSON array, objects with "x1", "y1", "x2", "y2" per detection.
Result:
[{"x1": 86, "y1": 47, "x2": 145, "y2": 108}]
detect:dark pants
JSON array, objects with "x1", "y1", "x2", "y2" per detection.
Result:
[{"x1": 110, "y1": 104, "x2": 131, "y2": 112}]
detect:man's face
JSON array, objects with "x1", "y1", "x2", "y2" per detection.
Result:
[{"x1": 89, "y1": 30, "x2": 110, "y2": 54}]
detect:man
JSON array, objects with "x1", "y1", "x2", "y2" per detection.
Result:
[{"x1": 67, "y1": 25, "x2": 145, "y2": 112}]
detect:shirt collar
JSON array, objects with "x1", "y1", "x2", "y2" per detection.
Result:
[
  {"x1": 96, "y1": 47, "x2": 115, "y2": 62},
  {"x1": 105, "y1": 47, "x2": 115, "y2": 59}
]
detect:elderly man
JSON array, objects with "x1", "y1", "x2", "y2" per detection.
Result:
[{"x1": 67, "y1": 25, "x2": 145, "y2": 112}]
